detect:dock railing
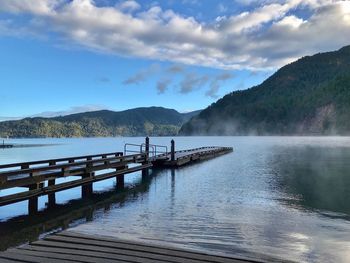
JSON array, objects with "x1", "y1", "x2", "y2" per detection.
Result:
[
  {"x1": 0, "y1": 151, "x2": 151, "y2": 213},
  {"x1": 124, "y1": 142, "x2": 168, "y2": 158}
]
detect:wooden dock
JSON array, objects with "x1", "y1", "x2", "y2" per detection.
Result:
[
  {"x1": 152, "y1": 145, "x2": 233, "y2": 167},
  {"x1": 0, "y1": 230, "x2": 257, "y2": 263},
  {"x1": 0, "y1": 138, "x2": 233, "y2": 215}
]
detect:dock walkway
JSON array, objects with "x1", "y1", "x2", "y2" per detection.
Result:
[
  {"x1": 0, "y1": 231, "x2": 255, "y2": 263},
  {"x1": 152, "y1": 146, "x2": 233, "y2": 167},
  {"x1": 0, "y1": 138, "x2": 233, "y2": 214}
]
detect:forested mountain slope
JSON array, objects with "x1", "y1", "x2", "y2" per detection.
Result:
[
  {"x1": 180, "y1": 46, "x2": 350, "y2": 135},
  {"x1": 0, "y1": 107, "x2": 200, "y2": 137}
]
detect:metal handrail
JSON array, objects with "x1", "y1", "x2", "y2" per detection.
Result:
[
  {"x1": 124, "y1": 142, "x2": 168, "y2": 158},
  {"x1": 124, "y1": 143, "x2": 142, "y2": 156},
  {"x1": 124, "y1": 143, "x2": 156, "y2": 157},
  {"x1": 142, "y1": 145, "x2": 156, "y2": 157},
  {"x1": 141, "y1": 143, "x2": 167, "y2": 156}
]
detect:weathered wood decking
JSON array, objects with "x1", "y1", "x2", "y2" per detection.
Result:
[{"x1": 0, "y1": 231, "x2": 257, "y2": 263}]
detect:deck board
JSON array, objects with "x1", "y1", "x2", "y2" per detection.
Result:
[
  {"x1": 11, "y1": 248, "x2": 129, "y2": 263},
  {"x1": 58, "y1": 231, "x2": 243, "y2": 263},
  {"x1": 0, "y1": 231, "x2": 257, "y2": 263},
  {"x1": 0, "y1": 250, "x2": 79, "y2": 263},
  {"x1": 36, "y1": 236, "x2": 212, "y2": 263},
  {"x1": 18, "y1": 245, "x2": 142, "y2": 263}
]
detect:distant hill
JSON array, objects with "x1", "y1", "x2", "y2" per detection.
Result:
[
  {"x1": 180, "y1": 45, "x2": 350, "y2": 135},
  {"x1": 0, "y1": 107, "x2": 201, "y2": 138}
]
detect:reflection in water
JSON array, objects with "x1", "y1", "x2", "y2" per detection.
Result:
[
  {"x1": 0, "y1": 173, "x2": 152, "y2": 251},
  {"x1": 273, "y1": 146, "x2": 350, "y2": 217}
]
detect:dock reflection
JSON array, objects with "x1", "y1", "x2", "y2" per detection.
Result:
[{"x1": 0, "y1": 169, "x2": 169, "y2": 251}]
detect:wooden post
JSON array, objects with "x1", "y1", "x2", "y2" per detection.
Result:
[
  {"x1": 82, "y1": 157, "x2": 93, "y2": 198},
  {"x1": 82, "y1": 174, "x2": 93, "y2": 198},
  {"x1": 142, "y1": 137, "x2": 150, "y2": 180},
  {"x1": 116, "y1": 164, "x2": 126, "y2": 190},
  {"x1": 145, "y1": 136, "x2": 149, "y2": 161},
  {"x1": 171, "y1": 139, "x2": 175, "y2": 162},
  {"x1": 28, "y1": 183, "x2": 39, "y2": 215},
  {"x1": 48, "y1": 161, "x2": 56, "y2": 208},
  {"x1": 47, "y1": 179, "x2": 56, "y2": 208}
]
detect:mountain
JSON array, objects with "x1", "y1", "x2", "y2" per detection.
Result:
[
  {"x1": 180, "y1": 45, "x2": 350, "y2": 135},
  {"x1": 0, "y1": 107, "x2": 201, "y2": 138}
]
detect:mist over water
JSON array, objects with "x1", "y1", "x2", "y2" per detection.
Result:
[{"x1": 1, "y1": 137, "x2": 350, "y2": 262}]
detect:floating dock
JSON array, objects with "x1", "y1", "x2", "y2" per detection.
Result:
[
  {"x1": 0, "y1": 138, "x2": 233, "y2": 215},
  {"x1": 0, "y1": 230, "x2": 254, "y2": 263},
  {"x1": 152, "y1": 146, "x2": 233, "y2": 167}
]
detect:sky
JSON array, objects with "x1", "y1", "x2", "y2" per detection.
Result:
[{"x1": 0, "y1": 0, "x2": 350, "y2": 119}]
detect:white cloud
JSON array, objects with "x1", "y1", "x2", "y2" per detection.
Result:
[
  {"x1": 0, "y1": 104, "x2": 110, "y2": 121},
  {"x1": 31, "y1": 105, "x2": 110, "y2": 117},
  {"x1": 117, "y1": 0, "x2": 141, "y2": 12},
  {"x1": 0, "y1": 0, "x2": 60, "y2": 15},
  {"x1": 0, "y1": 0, "x2": 349, "y2": 70},
  {"x1": 276, "y1": 15, "x2": 305, "y2": 28}
]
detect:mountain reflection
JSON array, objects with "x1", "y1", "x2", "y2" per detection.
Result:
[{"x1": 273, "y1": 146, "x2": 350, "y2": 217}]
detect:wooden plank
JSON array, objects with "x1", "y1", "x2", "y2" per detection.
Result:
[
  {"x1": 0, "y1": 258, "x2": 21, "y2": 263},
  {"x1": 0, "y1": 251, "x2": 79, "y2": 263},
  {"x1": 60, "y1": 231, "x2": 248, "y2": 263},
  {"x1": 43, "y1": 235, "x2": 243, "y2": 263},
  {"x1": 34, "y1": 238, "x2": 204, "y2": 263},
  {"x1": 0, "y1": 229, "x2": 260, "y2": 263},
  {"x1": 21, "y1": 245, "x2": 164, "y2": 263},
  {"x1": 12, "y1": 248, "x2": 130, "y2": 263}
]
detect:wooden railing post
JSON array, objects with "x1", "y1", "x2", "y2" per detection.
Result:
[
  {"x1": 116, "y1": 162, "x2": 126, "y2": 190},
  {"x1": 142, "y1": 137, "x2": 150, "y2": 180},
  {"x1": 48, "y1": 179, "x2": 56, "y2": 208},
  {"x1": 82, "y1": 157, "x2": 93, "y2": 198},
  {"x1": 145, "y1": 136, "x2": 149, "y2": 161},
  {"x1": 28, "y1": 183, "x2": 39, "y2": 215},
  {"x1": 48, "y1": 161, "x2": 56, "y2": 208},
  {"x1": 171, "y1": 139, "x2": 175, "y2": 162}
]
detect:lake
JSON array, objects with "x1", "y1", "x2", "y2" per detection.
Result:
[{"x1": 1, "y1": 137, "x2": 350, "y2": 263}]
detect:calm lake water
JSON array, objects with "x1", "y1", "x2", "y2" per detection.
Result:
[{"x1": 1, "y1": 137, "x2": 350, "y2": 263}]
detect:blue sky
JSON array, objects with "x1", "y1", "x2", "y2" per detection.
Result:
[{"x1": 0, "y1": 0, "x2": 350, "y2": 119}]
